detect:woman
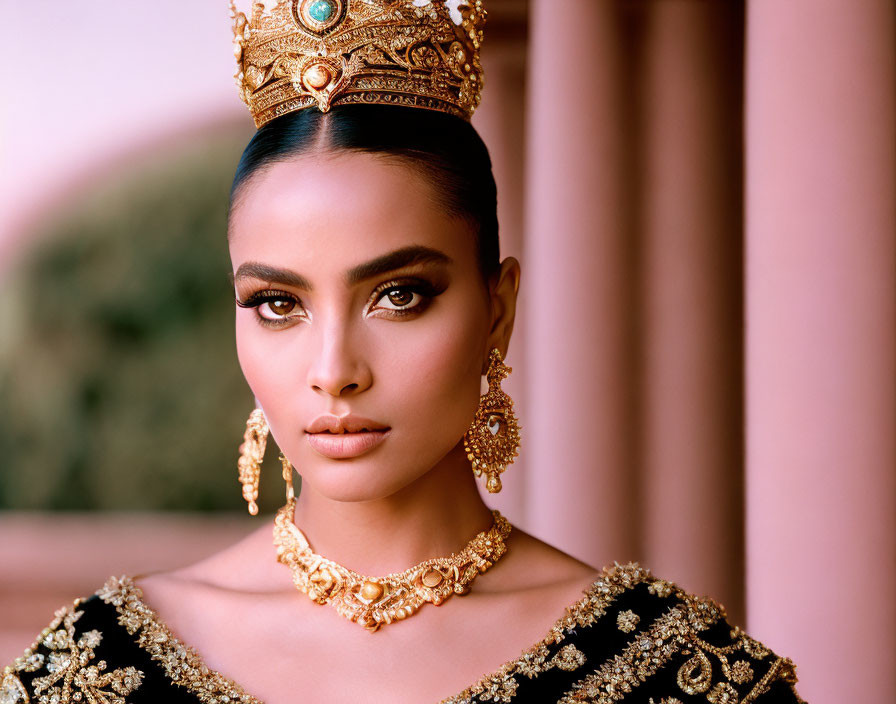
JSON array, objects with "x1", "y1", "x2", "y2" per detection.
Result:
[{"x1": 1, "y1": 1, "x2": 804, "y2": 702}]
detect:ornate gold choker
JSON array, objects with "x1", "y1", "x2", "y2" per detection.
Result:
[{"x1": 272, "y1": 498, "x2": 512, "y2": 632}]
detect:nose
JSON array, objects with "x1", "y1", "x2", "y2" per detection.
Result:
[{"x1": 305, "y1": 318, "x2": 372, "y2": 398}]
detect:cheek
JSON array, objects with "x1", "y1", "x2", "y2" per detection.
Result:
[
  {"x1": 235, "y1": 313, "x2": 313, "y2": 465},
  {"x1": 377, "y1": 294, "x2": 489, "y2": 448},
  {"x1": 235, "y1": 312, "x2": 266, "y2": 397},
  {"x1": 234, "y1": 312, "x2": 294, "y2": 406}
]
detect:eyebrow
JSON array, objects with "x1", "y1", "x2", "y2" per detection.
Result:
[
  {"x1": 231, "y1": 262, "x2": 313, "y2": 290},
  {"x1": 230, "y1": 246, "x2": 452, "y2": 290},
  {"x1": 345, "y1": 245, "x2": 452, "y2": 285}
]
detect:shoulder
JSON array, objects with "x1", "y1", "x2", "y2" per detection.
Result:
[
  {"x1": 1, "y1": 576, "x2": 259, "y2": 704},
  {"x1": 1, "y1": 585, "x2": 145, "y2": 704},
  {"x1": 451, "y1": 562, "x2": 806, "y2": 704},
  {"x1": 563, "y1": 563, "x2": 805, "y2": 703}
]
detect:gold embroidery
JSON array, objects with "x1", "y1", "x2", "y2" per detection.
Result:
[
  {"x1": 96, "y1": 576, "x2": 261, "y2": 704},
  {"x1": 742, "y1": 656, "x2": 803, "y2": 704},
  {"x1": 677, "y1": 650, "x2": 713, "y2": 694},
  {"x1": 439, "y1": 563, "x2": 652, "y2": 703},
  {"x1": 707, "y1": 682, "x2": 740, "y2": 703},
  {"x1": 0, "y1": 671, "x2": 29, "y2": 704},
  {"x1": 553, "y1": 583, "x2": 801, "y2": 704},
  {"x1": 442, "y1": 562, "x2": 800, "y2": 704},
  {"x1": 728, "y1": 660, "x2": 755, "y2": 685},
  {"x1": 470, "y1": 676, "x2": 518, "y2": 703},
  {"x1": 648, "y1": 699, "x2": 683, "y2": 704},
  {"x1": 648, "y1": 580, "x2": 674, "y2": 598},
  {"x1": 513, "y1": 644, "x2": 551, "y2": 679},
  {"x1": 683, "y1": 624, "x2": 801, "y2": 701},
  {"x1": 550, "y1": 645, "x2": 586, "y2": 672},
  {"x1": 3, "y1": 603, "x2": 143, "y2": 704},
  {"x1": 558, "y1": 604, "x2": 711, "y2": 703},
  {"x1": 2, "y1": 605, "x2": 69, "y2": 704},
  {"x1": 615, "y1": 610, "x2": 640, "y2": 633},
  {"x1": 738, "y1": 631, "x2": 771, "y2": 660}
]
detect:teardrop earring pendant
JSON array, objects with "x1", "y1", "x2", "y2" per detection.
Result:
[{"x1": 463, "y1": 348, "x2": 521, "y2": 493}]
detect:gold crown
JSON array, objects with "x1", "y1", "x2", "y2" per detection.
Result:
[{"x1": 231, "y1": 0, "x2": 486, "y2": 128}]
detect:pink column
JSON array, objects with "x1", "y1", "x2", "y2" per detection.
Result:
[
  {"x1": 474, "y1": 35, "x2": 529, "y2": 521},
  {"x1": 746, "y1": 2, "x2": 895, "y2": 702},
  {"x1": 523, "y1": 0, "x2": 637, "y2": 564},
  {"x1": 640, "y1": 1, "x2": 746, "y2": 624}
]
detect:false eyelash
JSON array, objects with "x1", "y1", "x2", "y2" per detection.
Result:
[
  {"x1": 368, "y1": 278, "x2": 445, "y2": 315},
  {"x1": 235, "y1": 289, "x2": 300, "y2": 309},
  {"x1": 235, "y1": 289, "x2": 307, "y2": 328},
  {"x1": 370, "y1": 278, "x2": 442, "y2": 302}
]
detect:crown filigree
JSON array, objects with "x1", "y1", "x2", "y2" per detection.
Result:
[{"x1": 230, "y1": 0, "x2": 487, "y2": 128}]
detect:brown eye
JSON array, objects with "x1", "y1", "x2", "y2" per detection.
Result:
[
  {"x1": 387, "y1": 290, "x2": 414, "y2": 307},
  {"x1": 235, "y1": 290, "x2": 306, "y2": 326},
  {"x1": 367, "y1": 279, "x2": 443, "y2": 317},
  {"x1": 375, "y1": 287, "x2": 422, "y2": 312},
  {"x1": 259, "y1": 298, "x2": 300, "y2": 320}
]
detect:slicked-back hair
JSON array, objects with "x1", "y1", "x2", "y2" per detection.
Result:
[{"x1": 229, "y1": 105, "x2": 500, "y2": 281}]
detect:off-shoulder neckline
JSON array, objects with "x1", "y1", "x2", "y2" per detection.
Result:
[{"x1": 95, "y1": 562, "x2": 656, "y2": 704}]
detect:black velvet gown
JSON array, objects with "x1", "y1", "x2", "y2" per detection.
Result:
[{"x1": 1, "y1": 563, "x2": 805, "y2": 703}]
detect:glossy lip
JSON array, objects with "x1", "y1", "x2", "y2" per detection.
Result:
[
  {"x1": 305, "y1": 415, "x2": 389, "y2": 434},
  {"x1": 305, "y1": 414, "x2": 391, "y2": 459}
]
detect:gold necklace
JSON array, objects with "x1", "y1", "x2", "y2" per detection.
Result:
[{"x1": 272, "y1": 498, "x2": 512, "y2": 632}]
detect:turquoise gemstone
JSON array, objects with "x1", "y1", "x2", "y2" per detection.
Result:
[{"x1": 308, "y1": 0, "x2": 336, "y2": 23}]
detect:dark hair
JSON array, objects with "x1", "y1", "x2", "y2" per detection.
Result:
[{"x1": 229, "y1": 105, "x2": 500, "y2": 280}]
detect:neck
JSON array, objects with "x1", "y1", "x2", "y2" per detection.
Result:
[{"x1": 288, "y1": 442, "x2": 496, "y2": 575}]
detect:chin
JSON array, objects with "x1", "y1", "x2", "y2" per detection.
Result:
[{"x1": 298, "y1": 459, "x2": 425, "y2": 504}]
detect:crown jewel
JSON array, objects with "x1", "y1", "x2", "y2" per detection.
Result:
[{"x1": 231, "y1": 0, "x2": 487, "y2": 128}]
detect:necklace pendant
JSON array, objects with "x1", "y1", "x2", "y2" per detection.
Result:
[
  {"x1": 359, "y1": 580, "x2": 385, "y2": 602},
  {"x1": 421, "y1": 568, "x2": 444, "y2": 588}
]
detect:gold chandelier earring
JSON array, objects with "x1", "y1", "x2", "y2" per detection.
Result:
[
  {"x1": 237, "y1": 408, "x2": 296, "y2": 516},
  {"x1": 464, "y1": 348, "x2": 521, "y2": 493},
  {"x1": 238, "y1": 408, "x2": 268, "y2": 515},
  {"x1": 238, "y1": 408, "x2": 296, "y2": 514}
]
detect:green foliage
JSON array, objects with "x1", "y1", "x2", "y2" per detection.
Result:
[{"x1": 0, "y1": 129, "x2": 285, "y2": 512}]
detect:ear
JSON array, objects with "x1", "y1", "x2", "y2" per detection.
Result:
[{"x1": 485, "y1": 257, "x2": 521, "y2": 367}]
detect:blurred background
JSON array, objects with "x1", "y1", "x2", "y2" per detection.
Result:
[{"x1": 1, "y1": 2, "x2": 893, "y2": 703}]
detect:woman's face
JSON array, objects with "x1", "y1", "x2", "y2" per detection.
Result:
[{"x1": 228, "y1": 151, "x2": 498, "y2": 502}]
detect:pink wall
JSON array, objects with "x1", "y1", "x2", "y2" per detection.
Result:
[
  {"x1": 746, "y1": 2, "x2": 895, "y2": 702},
  {"x1": 523, "y1": 0, "x2": 639, "y2": 573},
  {"x1": 639, "y1": 0, "x2": 745, "y2": 623}
]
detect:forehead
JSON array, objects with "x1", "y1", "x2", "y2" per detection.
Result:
[{"x1": 228, "y1": 152, "x2": 474, "y2": 276}]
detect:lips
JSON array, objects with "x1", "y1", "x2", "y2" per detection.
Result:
[
  {"x1": 306, "y1": 415, "x2": 389, "y2": 434},
  {"x1": 305, "y1": 415, "x2": 391, "y2": 459}
]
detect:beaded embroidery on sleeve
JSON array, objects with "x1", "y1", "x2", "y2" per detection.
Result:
[
  {"x1": 438, "y1": 563, "x2": 803, "y2": 704},
  {"x1": 1, "y1": 600, "x2": 144, "y2": 704}
]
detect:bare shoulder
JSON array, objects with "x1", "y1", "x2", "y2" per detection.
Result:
[
  {"x1": 135, "y1": 519, "x2": 286, "y2": 614},
  {"x1": 476, "y1": 525, "x2": 603, "y2": 600}
]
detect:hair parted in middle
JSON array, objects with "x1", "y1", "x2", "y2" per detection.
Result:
[{"x1": 228, "y1": 105, "x2": 500, "y2": 282}]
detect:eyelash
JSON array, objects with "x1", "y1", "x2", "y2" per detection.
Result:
[
  {"x1": 235, "y1": 289, "x2": 306, "y2": 328},
  {"x1": 235, "y1": 279, "x2": 441, "y2": 328}
]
